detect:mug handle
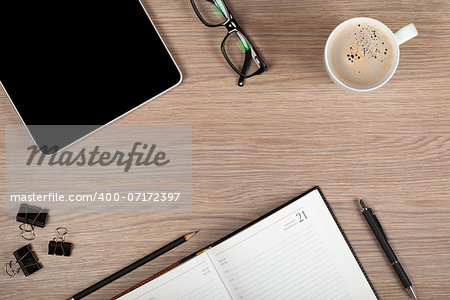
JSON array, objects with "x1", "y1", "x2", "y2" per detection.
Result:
[{"x1": 394, "y1": 23, "x2": 418, "y2": 45}]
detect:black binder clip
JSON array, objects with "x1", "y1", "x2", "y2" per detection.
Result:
[
  {"x1": 16, "y1": 204, "x2": 49, "y2": 240},
  {"x1": 48, "y1": 227, "x2": 72, "y2": 256},
  {"x1": 4, "y1": 244, "x2": 42, "y2": 277}
]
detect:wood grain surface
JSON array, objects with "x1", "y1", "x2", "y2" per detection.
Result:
[{"x1": 1, "y1": 0, "x2": 449, "y2": 299}]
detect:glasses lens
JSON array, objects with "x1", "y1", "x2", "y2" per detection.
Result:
[
  {"x1": 192, "y1": 0, "x2": 228, "y2": 26},
  {"x1": 223, "y1": 32, "x2": 260, "y2": 77}
]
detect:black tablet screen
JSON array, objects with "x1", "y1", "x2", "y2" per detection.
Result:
[{"x1": 0, "y1": 0, "x2": 181, "y2": 151}]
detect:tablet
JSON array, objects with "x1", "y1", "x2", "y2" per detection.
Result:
[{"x1": 0, "y1": 0, "x2": 182, "y2": 154}]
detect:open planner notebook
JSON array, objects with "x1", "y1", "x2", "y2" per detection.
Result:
[{"x1": 116, "y1": 187, "x2": 378, "y2": 300}]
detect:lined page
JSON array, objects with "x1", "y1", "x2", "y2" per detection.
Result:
[
  {"x1": 117, "y1": 252, "x2": 231, "y2": 300},
  {"x1": 208, "y1": 189, "x2": 376, "y2": 300}
]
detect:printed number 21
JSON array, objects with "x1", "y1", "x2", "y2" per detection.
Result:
[{"x1": 296, "y1": 211, "x2": 308, "y2": 223}]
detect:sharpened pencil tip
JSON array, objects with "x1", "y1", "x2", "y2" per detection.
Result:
[{"x1": 185, "y1": 230, "x2": 199, "y2": 241}]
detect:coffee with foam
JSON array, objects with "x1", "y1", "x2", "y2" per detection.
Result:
[{"x1": 328, "y1": 21, "x2": 396, "y2": 89}]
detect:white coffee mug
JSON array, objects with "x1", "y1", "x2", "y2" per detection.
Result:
[{"x1": 324, "y1": 17, "x2": 418, "y2": 91}]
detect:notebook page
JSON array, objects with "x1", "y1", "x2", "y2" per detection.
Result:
[
  {"x1": 207, "y1": 189, "x2": 376, "y2": 300},
  {"x1": 117, "y1": 252, "x2": 231, "y2": 300}
]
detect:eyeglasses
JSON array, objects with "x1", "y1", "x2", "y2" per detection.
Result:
[{"x1": 190, "y1": 0, "x2": 267, "y2": 86}]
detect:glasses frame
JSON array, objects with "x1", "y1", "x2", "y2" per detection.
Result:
[{"x1": 190, "y1": 0, "x2": 267, "y2": 86}]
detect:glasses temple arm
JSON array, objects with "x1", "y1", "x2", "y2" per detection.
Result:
[{"x1": 238, "y1": 50, "x2": 251, "y2": 87}]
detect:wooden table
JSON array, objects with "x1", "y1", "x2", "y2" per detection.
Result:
[{"x1": 1, "y1": 0, "x2": 449, "y2": 299}]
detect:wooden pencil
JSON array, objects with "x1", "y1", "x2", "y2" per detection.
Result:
[{"x1": 68, "y1": 231, "x2": 199, "y2": 300}]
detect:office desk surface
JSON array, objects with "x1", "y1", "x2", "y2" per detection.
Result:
[{"x1": 0, "y1": 0, "x2": 449, "y2": 299}]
